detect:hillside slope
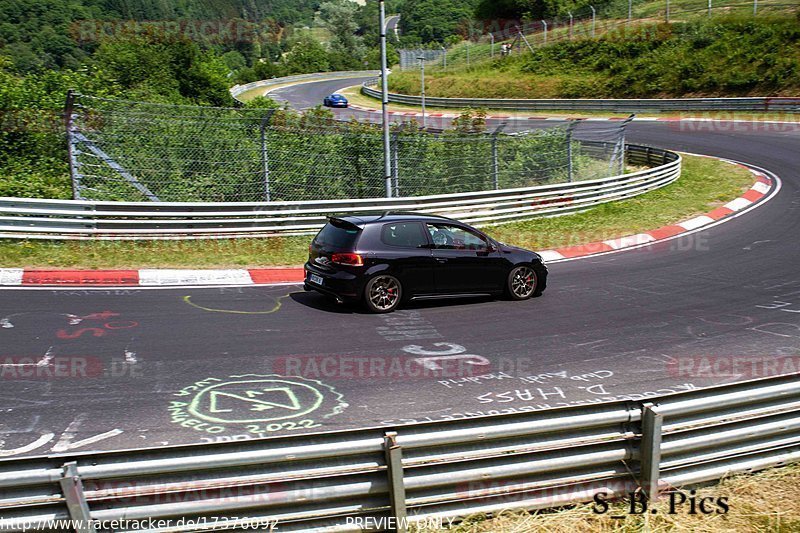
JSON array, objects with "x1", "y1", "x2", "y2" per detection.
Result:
[{"x1": 390, "y1": 16, "x2": 800, "y2": 99}]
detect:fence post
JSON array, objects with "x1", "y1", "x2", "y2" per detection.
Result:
[
  {"x1": 639, "y1": 403, "x2": 663, "y2": 501},
  {"x1": 566, "y1": 121, "x2": 578, "y2": 183},
  {"x1": 569, "y1": 12, "x2": 574, "y2": 40},
  {"x1": 392, "y1": 131, "x2": 400, "y2": 197},
  {"x1": 666, "y1": 0, "x2": 670, "y2": 22},
  {"x1": 259, "y1": 110, "x2": 276, "y2": 202},
  {"x1": 64, "y1": 90, "x2": 82, "y2": 200},
  {"x1": 384, "y1": 431, "x2": 408, "y2": 532},
  {"x1": 491, "y1": 124, "x2": 506, "y2": 190},
  {"x1": 542, "y1": 20, "x2": 548, "y2": 45},
  {"x1": 591, "y1": 6, "x2": 596, "y2": 38},
  {"x1": 754, "y1": 0, "x2": 758, "y2": 14},
  {"x1": 59, "y1": 462, "x2": 96, "y2": 533}
]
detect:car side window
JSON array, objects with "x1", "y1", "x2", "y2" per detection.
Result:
[
  {"x1": 426, "y1": 224, "x2": 490, "y2": 251},
  {"x1": 381, "y1": 223, "x2": 429, "y2": 248}
]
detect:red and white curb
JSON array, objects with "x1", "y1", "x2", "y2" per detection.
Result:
[
  {"x1": 0, "y1": 268, "x2": 304, "y2": 287},
  {"x1": 0, "y1": 159, "x2": 778, "y2": 287},
  {"x1": 539, "y1": 160, "x2": 775, "y2": 262}
]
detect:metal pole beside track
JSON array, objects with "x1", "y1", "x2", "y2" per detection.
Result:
[
  {"x1": 419, "y1": 56, "x2": 426, "y2": 129},
  {"x1": 260, "y1": 112, "x2": 275, "y2": 202},
  {"x1": 64, "y1": 90, "x2": 81, "y2": 200},
  {"x1": 379, "y1": 0, "x2": 392, "y2": 197},
  {"x1": 569, "y1": 12, "x2": 574, "y2": 40}
]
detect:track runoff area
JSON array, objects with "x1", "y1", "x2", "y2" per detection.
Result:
[{"x1": 0, "y1": 76, "x2": 798, "y2": 460}]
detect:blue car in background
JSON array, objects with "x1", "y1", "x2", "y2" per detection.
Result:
[{"x1": 323, "y1": 94, "x2": 349, "y2": 108}]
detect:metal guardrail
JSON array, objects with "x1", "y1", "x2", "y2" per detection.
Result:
[
  {"x1": 362, "y1": 80, "x2": 800, "y2": 113},
  {"x1": 0, "y1": 145, "x2": 679, "y2": 240},
  {"x1": 0, "y1": 372, "x2": 797, "y2": 532},
  {"x1": 231, "y1": 71, "x2": 379, "y2": 102}
]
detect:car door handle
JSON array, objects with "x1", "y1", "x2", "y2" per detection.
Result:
[{"x1": 436, "y1": 258, "x2": 448, "y2": 263}]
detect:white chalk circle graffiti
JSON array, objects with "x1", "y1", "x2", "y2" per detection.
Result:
[{"x1": 172, "y1": 374, "x2": 348, "y2": 430}]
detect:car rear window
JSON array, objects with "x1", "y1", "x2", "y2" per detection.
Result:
[
  {"x1": 313, "y1": 222, "x2": 360, "y2": 250},
  {"x1": 381, "y1": 222, "x2": 429, "y2": 248}
]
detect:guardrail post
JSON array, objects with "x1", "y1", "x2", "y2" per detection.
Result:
[
  {"x1": 639, "y1": 403, "x2": 663, "y2": 501},
  {"x1": 64, "y1": 90, "x2": 82, "y2": 200},
  {"x1": 59, "y1": 462, "x2": 96, "y2": 533},
  {"x1": 260, "y1": 110, "x2": 276, "y2": 202},
  {"x1": 384, "y1": 431, "x2": 407, "y2": 532}
]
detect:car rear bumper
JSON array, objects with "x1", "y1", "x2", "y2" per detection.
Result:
[{"x1": 304, "y1": 262, "x2": 362, "y2": 300}]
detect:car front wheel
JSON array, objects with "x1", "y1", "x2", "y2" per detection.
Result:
[
  {"x1": 506, "y1": 264, "x2": 539, "y2": 301},
  {"x1": 364, "y1": 274, "x2": 402, "y2": 313}
]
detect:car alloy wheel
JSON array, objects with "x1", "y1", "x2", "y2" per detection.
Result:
[
  {"x1": 366, "y1": 275, "x2": 402, "y2": 313},
  {"x1": 509, "y1": 265, "x2": 537, "y2": 300}
]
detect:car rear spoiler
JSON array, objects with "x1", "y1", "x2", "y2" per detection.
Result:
[{"x1": 327, "y1": 216, "x2": 365, "y2": 230}]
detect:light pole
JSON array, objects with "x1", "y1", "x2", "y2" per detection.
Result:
[
  {"x1": 379, "y1": 0, "x2": 392, "y2": 197},
  {"x1": 542, "y1": 20, "x2": 547, "y2": 45},
  {"x1": 666, "y1": 0, "x2": 670, "y2": 22},
  {"x1": 441, "y1": 46, "x2": 447, "y2": 70},
  {"x1": 628, "y1": 0, "x2": 633, "y2": 24},
  {"x1": 590, "y1": 6, "x2": 596, "y2": 38},
  {"x1": 418, "y1": 56, "x2": 426, "y2": 129},
  {"x1": 708, "y1": 0, "x2": 712, "y2": 16},
  {"x1": 490, "y1": 33, "x2": 495, "y2": 59}
]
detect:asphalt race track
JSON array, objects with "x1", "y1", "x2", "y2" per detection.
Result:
[{"x1": 1, "y1": 77, "x2": 799, "y2": 459}]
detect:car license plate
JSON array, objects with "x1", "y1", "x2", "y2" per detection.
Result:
[{"x1": 309, "y1": 274, "x2": 323, "y2": 286}]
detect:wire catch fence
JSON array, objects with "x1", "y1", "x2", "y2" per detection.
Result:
[{"x1": 68, "y1": 93, "x2": 631, "y2": 203}]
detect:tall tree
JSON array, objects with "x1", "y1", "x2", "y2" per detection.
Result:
[{"x1": 320, "y1": 0, "x2": 365, "y2": 56}]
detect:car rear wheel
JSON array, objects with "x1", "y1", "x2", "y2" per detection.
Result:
[
  {"x1": 364, "y1": 275, "x2": 402, "y2": 313},
  {"x1": 506, "y1": 264, "x2": 539, "y2": 301}
]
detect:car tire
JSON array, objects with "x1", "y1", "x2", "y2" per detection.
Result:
[
  {"x1": 363, "y1": 274, "x2": 403, "y2": 313},
  {"x1": 506, "y1": 264, "x2": 540, "y2": 301}
]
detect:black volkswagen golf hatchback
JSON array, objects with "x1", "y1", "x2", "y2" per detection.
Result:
[{"x1": 304, "y1": 213, "x2": 548, "y2": 313}]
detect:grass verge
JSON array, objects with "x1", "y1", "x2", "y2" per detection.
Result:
[
  {"x1": 415, "y1": 463, "x2": 800, "y2": 532},
  {"x1": 0, "y1": 155, "x2": 754, "y2": 269}
]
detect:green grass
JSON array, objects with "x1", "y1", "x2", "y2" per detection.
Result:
[
  {"x1": 0, "y1": 154, "x2": 754, "y2": 269},
  {"x1": 486, "y1": 154, "x2": 754, "y2": 250},
  {"x1": 0, "y1": 237, "x2": 311, "y2": 269}
]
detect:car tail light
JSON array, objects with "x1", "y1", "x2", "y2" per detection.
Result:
[{"x1": 331, "y1": 253, "x2": 364, "y2": 266}]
